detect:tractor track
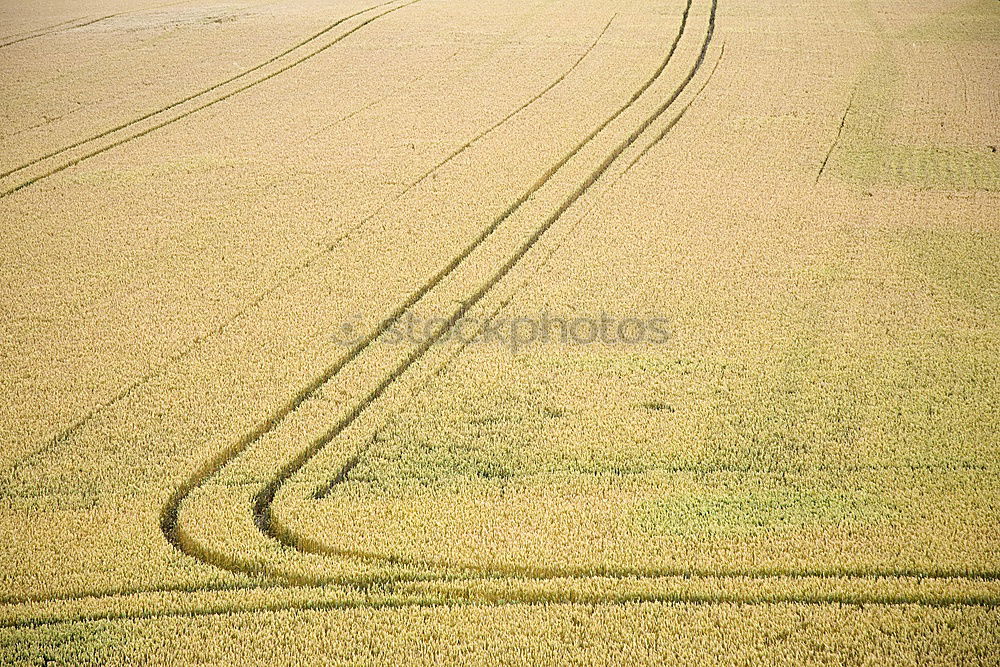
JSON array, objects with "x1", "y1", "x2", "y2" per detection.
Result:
[
  {"x1": 164, "y1": 0, "x2": 732, "y2": 585},
  {"x1": 624, "y1": 39, "x2": 725, "y2": 172},
  {"x1": 2, "y1": 0, "x2": 417, "y2": 475},
  {"x1": 0, "y1": 0, "x2": 419, "y2": 198},
  {"x1": 815, "y1": 88, "x2": 856, "y2": 183},
  {"x1": 271, "y1": 0, "x2": 720, "y2": 569},
  {"x1": 251, "y1": 0, "x2": 999, "y2": 585},
  {"x1": 161, "y1": 0, "x2": 703, "y2": 580},
  {"x1": 0, "y1": 0, "x2": 394, "y2": 180},
  {"x1": 5, "y1": 0, "x2": 998, "y2": 635},
  {"x1": 5, "y1": 559, "x2": 999, "y2": 610}
]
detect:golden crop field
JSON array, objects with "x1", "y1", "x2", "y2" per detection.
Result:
[{"x1": 1, "y1": 0, "x2": 998, "y2": 662}]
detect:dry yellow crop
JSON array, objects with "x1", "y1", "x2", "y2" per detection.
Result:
[{"x1": 1, "y1": 0, "x2": 998, "y2": 662}]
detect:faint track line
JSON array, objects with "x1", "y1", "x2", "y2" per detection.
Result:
[
  {"x1": 0, "y1": 0, "x2": 392, "y2": 180},
  {"x1": 315, "y1": 10, "x2": 620, "y2": 248},
  {"x1": 1, "y1": 101, "x2": 94, "y2": 141},
  {"x1": 299, "y1": 46, "x2": 464, "y2": 145},
  {"x1": 0, "y1": 16, "x2": 87, "y2": 47},
  {"x1": 2, "y1": 0, "x2": 422, "y2": 480},
  {"x1": 0, "y1": 15, "x2": 110, "y2": 49}
]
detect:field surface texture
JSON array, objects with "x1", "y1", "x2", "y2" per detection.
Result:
[{"x1": 1, "y1": 0, "x2": 998, "y2": 663}]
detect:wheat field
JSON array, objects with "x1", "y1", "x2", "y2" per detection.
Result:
[{"x1": 1, "y1": 0, "x2": 998, "y2": 663}]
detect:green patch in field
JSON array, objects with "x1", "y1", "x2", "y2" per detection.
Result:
[
  {"x1": 902, "y1": 0, "x2": 1000, "y2": 42},
  {"x1": 350, "y1": 348, "x2": 695, "y2": 487},
  {"x1": 834, "y1": 144, "x2": 1000, "y2": 191},
  {"x1": 830, "y1": 38, "x2": 1000, "y2": 191},
  {"x1": 632, "y1": 475, "x2": 889, "y2": 536},
  {"x1": 697, "y1": 335, "x2": 865, "y2": 472}
]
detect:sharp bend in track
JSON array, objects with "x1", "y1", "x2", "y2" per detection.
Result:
[
  {"x1": 6, "y1": 11, "x2": 616, "y2": 482},
  {"x1": 266, "y1": 4, "x2": 1000, "y2": 584},
  {"x1": 162, "y1": 0, "x2": 705, "y2": 581}
]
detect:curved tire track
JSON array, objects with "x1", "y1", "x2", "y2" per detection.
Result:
[
  {"x1": 163, "y1": 0, "x2": 704, "y2": 579},
  {"x1": 3, "y1": 0, "x2": 1000, "y2": 630},
  {"x1": 267, "y1": 6, "x2": 999, "y2": 586},
  {"x1": 266, "y1": 1, "x2": 732, "y2": 577}
]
